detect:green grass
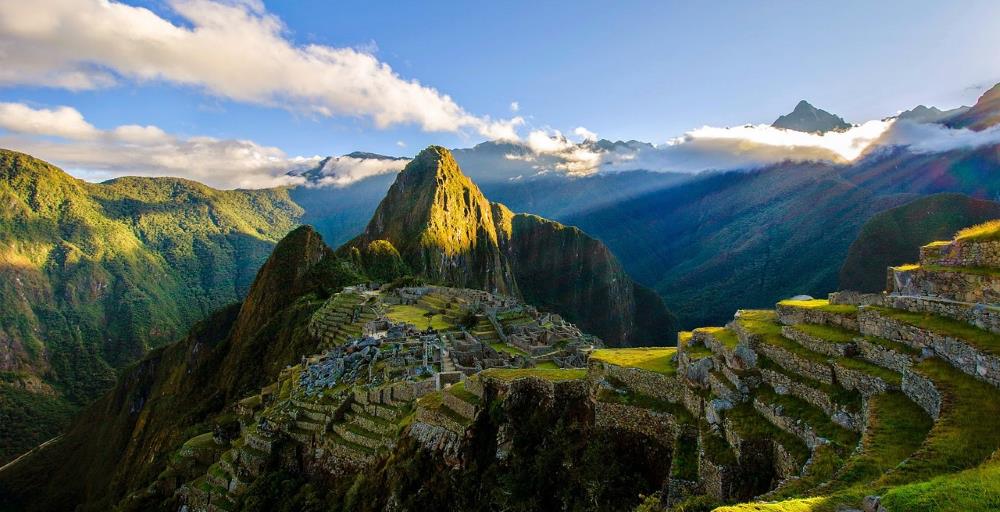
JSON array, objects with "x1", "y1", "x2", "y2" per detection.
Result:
[
  {"x1": 589, "y1": 347, "x2": 678, "y2": 375},
  {"x1": 880, "y1": 456, "x2": 1000, "y2": 512},
  {"x1": 479, "y1": 367, "x2": 587, "y2": 382},
  {"x1": 725, "y1": 403, "x2": 810, "y2": 465},
  {"x1": 447, "y1": 382, "x2": 480, "y2": 405},
  {"x1": 955, "y1": 219, "x2": 1000, "y2": 241},
  {"x1": 701, "y1": 427, "x2": 737, "y2": 466},
  {"x1": 859, "y1": 335, "x2": 921, "y2": 356},
  {"x1": 683, "y1": 343, "x2": 715, "y2": 360},
  {"x1": 777, "y1": 299, "x2": 858, "y2": 316},
  {"x1": 792, "y1": 324, "x2": 856, "y2": 344},
  {"x1": 739, "y1": 312, "x2": 829, "y2": 365},
  {"x1": 834, "y1": 356, "x2": 902, "y2": 387},
  {"x1": 671, "y1": 434, "x2": 700, "y2": 481},
  {"x1": 696, "y1": 326, "x2": 739, "y2": 349},
  {"x1": 386, "y1": 304, "x2": 453, "y2": 330},
  {"x1": 534, "y1": 360, "x2": 559, "y2": 370},
  {"x1": 183, "y1": 432, "x2": 218, "y2": 450},
  {"x1": 756, "y1": 355, "x2": 862, "y2": 412},
  {"x1": 871, "y1": 306, "x2": 1000, "y2": 357},
  {"x1": 756, "y1": 387, "x2": 860, "y2": 452}
]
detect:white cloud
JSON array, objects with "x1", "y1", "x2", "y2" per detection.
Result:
[
  {"x1": 311, "y1": 156, "x2": 410, "y2": 188},
  {"x1": 873, "y1": 119, "x2": 1000, "y2": 154},
  {"x1": 0, "y1": 102, "x2": 315, "y2": 189},
  {"x1": 0, "y1": 102, "x2": 99, "y2": 139},
  {"x1": 573, "y1": 126, "x2": 598, "y2": 142},
  {"x1": 510, "y1": 101, "x2": 519, "y2": 112},
  {"x1": 0, "y1": 0, "x2": 520, "y2": 138},
  {"x1": 396, "y1": 140, "x2": 406, "y2": 148}
]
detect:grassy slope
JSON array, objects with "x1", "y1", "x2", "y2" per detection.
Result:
[{"x1": 0, "y1": 149, "x2": 302, "y2": 464}]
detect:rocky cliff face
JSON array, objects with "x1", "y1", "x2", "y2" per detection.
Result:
[{"x1": 351, "y1": 146, "x2": 675, "y2": 346}]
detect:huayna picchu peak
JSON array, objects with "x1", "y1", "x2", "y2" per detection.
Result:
[
  {"x1": 348, "y1": 145, "x2": 675, "y2": 347},
  {"x1": 771, "y1": 100, "x2": 851, "y2": 134}
]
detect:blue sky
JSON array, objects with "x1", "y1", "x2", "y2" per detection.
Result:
[{"x1": 0, "y1": 0, "x2": 998, "y2": 187}]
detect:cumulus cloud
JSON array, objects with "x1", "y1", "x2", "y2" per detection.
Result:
[
  {"x1": 0, "y1": 0, "x2": 521, "y2": 138},
  {"x1": 310, "y1": 155, "x2": 410, "y2": 188},
  {"x1": 573, "y1": 126, "x2": 598, "y2": 142},
  {"x1": 0, "y1": 102, "x2": 317, "y2": 189}
]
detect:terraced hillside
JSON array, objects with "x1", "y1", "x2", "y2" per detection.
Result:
[{"x1": 603, "y1": 227, "x2": 1000, "y2": 511}]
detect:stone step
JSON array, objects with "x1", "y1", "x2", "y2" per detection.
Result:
[
  {"x1": 753, "y1": 387, "x2": 861, "y2": 454},
  {"x1": 860, "y1": 306, "x2": 1000, "y2": 389},
  {"x1": 781, "y1": 324, "x2": 856, "y2": 357},
  {"x1": 918, "y1": 238, "x2": 1000, "y2": 269},
  {"x1": 332, "y1": 423, "x2": 385, "y2": 450},
  {"x1": 346, "y1": 411, "x2": 395, "y2": 436},
  {"x1": 756, "y1": 355, "x2": 863, "y2": 432},
  {"x1": 294, "y1": 420, "x2": 323, "y2": 432},
  {"x1": 881, "y1": 293, "x2": 1000, "y2": 336},
  {"x1": 775, "y1": 299, "x2": 859, "y2": 331},
  {"x1": 888, "y1": 264, "x2": 1000, "y2": 306}
]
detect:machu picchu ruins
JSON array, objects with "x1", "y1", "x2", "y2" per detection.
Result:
[{"x1": 146, "y1": 225, "x2": 1000, "y2": 512}]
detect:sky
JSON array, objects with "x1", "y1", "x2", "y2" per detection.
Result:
[{"x1": 0, "y1": 0, "x2": 999, "y2": 188}]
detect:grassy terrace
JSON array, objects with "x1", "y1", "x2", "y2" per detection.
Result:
[
  {"x1": 417, "y1": 391, "x2": 472, "y2": 426},
  {"x1": 725, "y1": 403, "x2": 810, "y2": 465},
  {"x1": 898, "y1": 263, "x2": 1000, "y2": 278},
  {"x1": 792, "y1": 324, "x2": 855, "y2": 344},
  {"x1": 386, "y1": 304, "x2": 453, "y2": 330},
  {"x1": 870, "y1": 306, "x2": 1000, "y2": 357},
  {"x1": 448, "y1": 381, "x2": 480, "y2": 405},
  {"x1": 777, "y1": 299, "x2": 858, "y2": 316},
  {"x1": 597, "y1": 387, "x2": 694, "y2": 424},
  {"x1": 696, "y1": 326, "x2": 740, "y2": 349},
  {"x1": 956, "y1": 219, "x2": 1000, "y2": 241},
  {"x1": 756, "y1": 356, "x2": 862, "y2": 413},
  {"x1": 739, "y1": 311, "x2": 829, "y2": 364},
  {"x1": 479, "y1": 367, "x2": 587, "y2": 381},
  {"x1": 756, "y1": 387, "x2": 860, "y2": 452},
  {"x1": 589, "y1": 347, "x2": 678, "y2": 375},
  {"x1": 835, "y1": 356, "x2": 902, "y2": 387}
]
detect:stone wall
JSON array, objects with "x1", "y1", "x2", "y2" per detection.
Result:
[
  {"x1": 855, "y1": 338, "x2": 914, "y2": 373},
  {"x1": 759, "y1": 367, "x2": 861, "y2": 432},
  {"x1": 889, "y1": 266, "x2": 1000, "y2": 304},
  {"x1": 589, "y1": 361, "x2": 686, "y2": 403},
  {"x1": 442, "y1": 391, "x2": 477, "y2": 420},
  {"x1": 781, "y1": 325, "x2": 855, "y2": 357},
  {"x1": 830, "y1": 361, "x2": 891, "y2": 397},
  {"x1": 775, "y1": 304, "x2": 859, "y2": 331},
  {"x1": 753, "y1": 398, "x2": 822, "y2": 449},
  {"x1": 920, "y1": 239, "x2": 1000, "y2": 268},
  {"x1": 901, "y1": 369, "x2": 942, "y2": 420},
  {"x1": 756, "y1": 343, "x2": 834, "y2": 385},
  {"x1": 859, "y1": 308, "x2": 1000, "y2": 389},
  {"x1": 593, "y1": 401, "x2": 679, "y2": 446}
]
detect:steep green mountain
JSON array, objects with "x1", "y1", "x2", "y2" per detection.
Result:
[
  {"x1": 348, "y1": 146, "x2": 675, "y2": 346},
  {"x1": 0, "y1": 226, "x2": 368, "y2": 511},
  {"x1": 568, "y1": 141, "x2": 1000, "y2": 329},
  {"x1": 772, "y1": 100, "x2": 851, "y2": 133},
  {"x1": 839, "y1": 193, "x2": 1000, "y2": 292},
  {"x1": 0, "y1": 149, "x2": 303, "y2": 464}
]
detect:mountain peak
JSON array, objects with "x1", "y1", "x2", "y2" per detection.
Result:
[
  {"x1": 945, "y1": 81, "x2": 1000, "y2": 131},
  {"x1": 772, "y1": 100, "x2": 851, "y2": 133}
]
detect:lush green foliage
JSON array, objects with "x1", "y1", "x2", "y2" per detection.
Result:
[
  {"x1": 839, "y1": 193, "x2": 1000, "y2": 292},
  {"x1": 590, "y1": 347, "x2": 678, "y2": 375}
]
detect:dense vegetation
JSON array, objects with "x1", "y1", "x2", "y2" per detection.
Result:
[
  {"x1": 838, "y1": 193, "x2": 1000, "y2": 292},
  {"x1": 0, "y1": 149, "x2": 303, "y2": 463}
]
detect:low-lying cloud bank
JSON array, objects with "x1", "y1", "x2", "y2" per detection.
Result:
[
  {"x1": 510, "y1": 118, "x2": 1000, "y2": 177},
  {"x1": 305, "y1": 155, "x2": 411, "y2": 188},
  {"x1": 0, "y1": 102, "x2": 317, "y2": 189},
  {"x1": 0, "y1": 0, "x2": 522, "y2": 139}
]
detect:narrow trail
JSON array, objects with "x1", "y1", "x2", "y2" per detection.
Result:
[{"x1": 0, "y1": 435, "x2": 62, "y2": 474}]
